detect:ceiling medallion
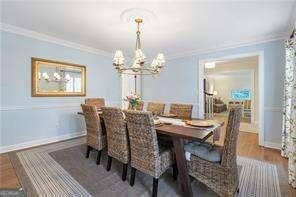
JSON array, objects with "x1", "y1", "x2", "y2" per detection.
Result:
[
  {"x1": 120, "y1": 8, "x2": 157, "y2": 24},
  {"x1": 113, "y1": 16, "x2": 165, "y2": 75}
]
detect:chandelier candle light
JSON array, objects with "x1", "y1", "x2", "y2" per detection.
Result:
[{"x1": 113, "y1": 18, "x2": 166, "y2": 76}]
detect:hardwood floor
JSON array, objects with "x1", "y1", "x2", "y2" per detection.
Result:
[
  {"x1": 212, "y1": 116, "x2": 287, "y2": 166},
  {"x1": 0, "y1": 153, "x2": 20, "y2": 189}
]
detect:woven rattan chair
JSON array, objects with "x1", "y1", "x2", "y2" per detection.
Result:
[
  {"x1": 146, "y1": 102, "x2": 165, "y2": 116},
  {"x1": 101, "y1": 107, "x2": 130, "y2": 181},
  {"x1": 169, "y1": 103, "x2": 193, "y2": 119},
  {"x1": 128, "y1": 101, "x2": 144, "y2": 111},
  {"x1": 85, "y1": 98, "x2": 105, "y2": 108},
  {"x1": 81, "y1": 104, "x2": 106, "y2": 165},
  {"x1": 185, "y1": 107, "x2": 242, "y2": 196},
  {"x1": 124, "y1": 110, "x2": 177, "y2": 197}
]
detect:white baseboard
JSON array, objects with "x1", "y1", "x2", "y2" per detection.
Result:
[
  {"x1": 0, "y1": 131, "x2": 86, "y2": 154},
  {"x1": 262, "y1": 141, "x2": 281, "y2": 150}
]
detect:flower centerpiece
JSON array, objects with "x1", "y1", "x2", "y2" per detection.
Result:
[{"x1": 124, "y1": 93, "x2": 141, "y2": 110}]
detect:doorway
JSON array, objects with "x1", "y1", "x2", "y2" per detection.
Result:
[{"x1": 198, "y1": 51, "x2": 265, "y2": 146}]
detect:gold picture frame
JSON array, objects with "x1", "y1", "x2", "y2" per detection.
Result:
[{"x1": 31, "y1": 57, "x2": 86, "y2": 97}]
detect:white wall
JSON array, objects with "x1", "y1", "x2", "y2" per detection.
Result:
[{"x1": 0, "y1": 31, "x2": 121, "y2": 152}]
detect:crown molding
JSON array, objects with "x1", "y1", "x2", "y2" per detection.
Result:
[
  {"x1": 0, "y1": 22, "x2": 289, "y2": 61},
  {"x1": 0, "y1": 23, "x2": 113, "y2": 57},
  {"x1": 166, "y1": 33, "x2": 287, "y2": 60}
]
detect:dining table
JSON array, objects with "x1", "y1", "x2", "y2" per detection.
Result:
[
  {"x1": 155, "y1": 117, "x2": 223, "y2": 197},
  {"x1": 77, "y1": 110, "x2": 223, "y2": 197}
]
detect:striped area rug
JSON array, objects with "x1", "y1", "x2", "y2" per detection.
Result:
[
  {"x1": 237, "y1": 157, "x2": 281, "y2": 197},
  {"x1": 10, "y1": 138, "x2": 281, "y2": 197}
]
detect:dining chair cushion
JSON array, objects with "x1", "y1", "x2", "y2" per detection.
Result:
[{"x1": 184, "y1": 141, "x2": 222, "y2": 163}]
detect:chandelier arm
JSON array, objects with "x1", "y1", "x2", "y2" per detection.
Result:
[
  {"x1": 119, "y1": 67, "x2": 156, "y2": 71},
  {"x1": 113, "y1": 18, "x2": 165, "y2": 76},
  {"x1": 119, "y1": 72, "x2": 157, "y2": 76}
]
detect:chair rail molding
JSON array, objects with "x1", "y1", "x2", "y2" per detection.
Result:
[
  {"x1": 0, "y1": 101, "x2": 122, "y2": 111},
  {"x1": 264, "y1": 107, "x2": 282, "y2": 112}
]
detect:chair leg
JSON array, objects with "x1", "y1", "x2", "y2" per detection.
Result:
[
  {"x1": 86, "y1": 145, "x2": 92, "y2": 158},
  {"x1": 152, "y1": 178, "x2": 158, "y2": 197},
  {"x1": 96, "y1": 150, "x2": 102, "y2": 165},
  {"x1": 122, "y1": 163, "x2": 128, "y2": 181},
  {"x1": 130, "y1": 167, "x2": 136, "y2": 186},
  {"x1": 106, "y1": 155, "x2": 112, "y2": 171},
  {"x1": 172, "y1": 163, "x2": 178, "y2": 180}
]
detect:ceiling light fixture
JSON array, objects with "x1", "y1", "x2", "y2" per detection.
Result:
[
  {"x1": 205, "y1": 62, "x2": 216, "y2": 69},
  {"x1": 113, "y1": 18, "x2": 165, "y2": 75}
]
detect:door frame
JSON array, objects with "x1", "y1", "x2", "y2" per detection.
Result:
[{"x1": 198, "y1": 51, "x2": 265, "y2": 146}]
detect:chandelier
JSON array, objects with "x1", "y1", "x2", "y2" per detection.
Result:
[{"x1": 113, "y1": 18, "x2": 165, "y2": 75}]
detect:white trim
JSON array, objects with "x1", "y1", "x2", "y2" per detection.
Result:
[
  {"x1": 258, "y1": 51, "x2": 265, "y2": 147},
  {"x1": 198, "y1": 51, "x2": 266, "y2": 146},
  {"x1": 0, "y1": 131, "x2": 86, "y2": 154},
  {"x1": 0, "y1": 23, "x2": 112, "y2": 57},
  {"x1": 167, "y1": 35, "x2": 286, "y2": 60},
  {"x1": 261, "y1": 141, "x2": 281, "y2": 150},
  {"x1": 264, "y1": 107, "x2": 282, "y2": 112},
  {"x1": 0, "y1": 104, "x2": 81, "y2": 111},
  {"x1": 250, "y1": 69, "x2": 255, "y2": 124},
  {"x1": 198, "y1": 58, "x2": 205, "y2": 118},
  {"x1": 0, "y1": 101, "x2": 121, "y2": 111}
]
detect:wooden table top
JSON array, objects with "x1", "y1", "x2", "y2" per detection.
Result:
[
  {"x1": 155, "y1": 124, "x2": 213, "y2": 141},
  {"x1": 77, "y1": 110, "x2": 223, "y2": 142}
]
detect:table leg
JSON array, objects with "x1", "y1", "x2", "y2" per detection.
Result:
[{"x1": 172, "y1": 137, "x2": 193, "y2": 197}]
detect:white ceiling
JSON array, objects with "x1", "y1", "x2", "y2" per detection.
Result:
[{"x1": 1, "y1": 1, "x2": 296, "y2": 58}]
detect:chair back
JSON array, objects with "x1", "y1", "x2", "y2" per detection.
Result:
[
  {"x1": 221, "y1": 107, "x2": 242, "y2": 168},
  {"x1": 101, "y1": 107, "x2": 129, "y2": 164},
  {"x1": 128, "y1": 101, "x2": 144, "y2": 111},
  {"x1": 124, "y1": 110, "x2": 160, "y2": 172},
  {"x1": 85, "y1": 98, "x2": 105, "y2": 108},
  {"x1": 147, "y1": 102, "x2": 165, "y2": 115},
  {"x1": 169, "y1": 103, "x2": 193, "y2": 119},
  {"x1": 81, "y1": 104, "x2": 104, "y2": 149}
]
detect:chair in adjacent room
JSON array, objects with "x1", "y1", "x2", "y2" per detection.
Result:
[
  {"x1": 81, "y1": 104, "x2": 106, "y2": 165},
  {"x1": 101, "y1": 106, "x2": 130, "y2": 181},
  {"x1": 184, "y1": 107, "x2": 242, "y2": 196}
]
